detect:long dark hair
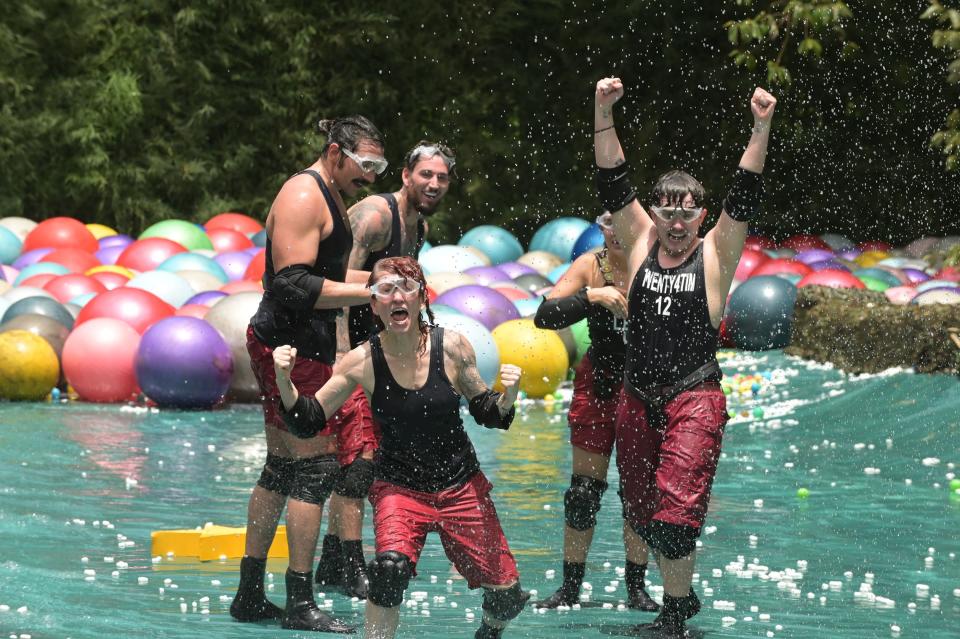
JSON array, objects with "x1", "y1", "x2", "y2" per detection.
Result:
[
  {"x1": 367, "y1": 256, "x2": 434, "y2": 355},
  {"x1": 318, "y1": 116, "x2": 385, "y2": 156}
]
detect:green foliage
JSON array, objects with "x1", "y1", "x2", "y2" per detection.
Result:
[{"x1": 923, "y1": 0, "x2": 960, "y2": 172}]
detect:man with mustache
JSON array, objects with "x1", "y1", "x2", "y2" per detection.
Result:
[
  {"x1": 233, "y1": 116, "x2": 388, "y2": 633},
  {"x1": 315, "y1": 142, "x2": 457, "y2": 600}
]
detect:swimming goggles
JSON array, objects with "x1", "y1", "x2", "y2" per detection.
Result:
[
  {"x1": 649, "y1": 205, "x2": 703, "y2": 223},
  {"x1": 341, "y1": 147, "x2": 389, "y2": 175},
  {"x1": 370, "y1": 277, "x2": 422, "y2": 298}
]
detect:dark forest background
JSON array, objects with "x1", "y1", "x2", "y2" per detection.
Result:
[{"x1": 2, "y1": 0, "x2": 959, "y2": 245}]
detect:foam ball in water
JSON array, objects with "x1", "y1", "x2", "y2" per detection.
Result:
[
  {"x1": 61, "y1": 318, "x2": 141, "y2": 402},
  {"x1": 157, "y1": 253, "x2": 229, "y2": 283},
  {"x1": 43, "y1": 274, "x2": 107, "y2": 304},
  {"x1": 430, "y1": 309, "x2": 501, "y2": 385},
  {"x1": 529, "y1": 217, "x2": 591, "y2": 260},
  {"x1": 135, "y1": 317, "x2": 233, "y2": 408},
  {"x1": 207, "y1": 227, "x2": 255, "y2": 253},
  {"x1": 22, "y1": 217, "x2": 98, "y2": 253},
  {"x1": 126, "y1": 271, "x2": 196, "y2": 308},
  {"x1": 0, "y1": 225, "x2": 22, "y2": 265},
  {"x1": 726, "y1": 275, "x2": 797, "y2": 351},
  {"x1": 797, "y1": 269, "x2": 865, "y2": 289},
  {"x1": 571, "y1": 224, "x2": 605, "y2": 261},
  {"x1": 434, "y1": 285, "x2": 520, "y2": 331},
  {"x1": 458, "y1": 226, "x2": 523, "y2": 265},
  {"x1": 420, "y1": 245, "x2": 488, "y2": 275},
  {"x1": 0, "y1": 216, "x2": 37, "y2": 242},
  {"x1": 0, "y1": 330, "x2": 59, "y2": 400},
  {"x1": 140, "y1": 219, "x2": 213, "y2": 251},
  {"x1": 203, "y1": 292, "x2": 263, "y2": 402},
  {"x1": 75, "y1": 287, "x2": 175, "y2": 334},
  {"x1": 117, "y1": 238, "x2": 188, "y2": 272},
  {"x1": 2, "y1": 295, "x2": 75, "y2": 329},
  {"x1": 796, "y1": 487, "x2": 810, "y2": 499},
  {"x1": 205, "y1": 212, "x2": 264, "y2": 236},
  {"x1": 491, "y1": 319, "x2": 568, "y2": 398}
]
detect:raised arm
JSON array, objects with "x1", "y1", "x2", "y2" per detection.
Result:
[
  {"x1": 274, "y1": 345, "x2": 368, "y2": 438},
  {"x1": 534, "y1": 253, "x2": 626, "y2": 329},
  {"x1": 446, "y1": 330, "x2": 522, "y2": 429},
  {"x1": 594, "y1": 77, "x2": 653, "y2": 266}
]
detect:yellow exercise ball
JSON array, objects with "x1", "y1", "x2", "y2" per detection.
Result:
[
  {"x1": 0, "y1": 329, "x2": 60, "y2": 400},
  {"x1": 85, "y1": 223, "x2": 118, "y2": 240},
  {"x1": 491, "y1": 319, "x2": 568, "y2": 398},
  {"x1": 517, "y1": 250, "x2": 563, "y2": 276},
  {"x1": 854, "y1": 250, "x2": 889, "y2": 268}
]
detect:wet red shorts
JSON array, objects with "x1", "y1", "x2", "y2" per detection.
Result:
[
  {"x1": 335, "y1": 386, "x2": 381, "y2": 467},
  {"x1": 369, "y1": 472, "x2": 519, "y2": 589},
  {"x1": 567, "y1": 352, "x2": 622, "y2": 456},
  {"x1": 247, "y1": 326, "x2": 339, "y2": 435},
  {"x1": 615, "y1": 383, "x2": 728, "y2": 531}
]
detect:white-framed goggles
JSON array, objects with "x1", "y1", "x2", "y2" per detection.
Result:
[
  {"x1": 370, "y1": 277, "x2": 421, "y2": 298},
  {"x1": 341, "y1": 147, "x2": 389, "y2": 175}
]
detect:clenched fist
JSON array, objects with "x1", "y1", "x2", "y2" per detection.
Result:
[
  {"x1": 273, "y1": 345, "x2": 297, "y2": 379},
  {"x1": 751, "y1": 87, "x2": 777, "y2": 124},
  {"x1": 595, "y1": 77, "x2": 625, "y2": 110},
  {"x1": 498, "y1": 364, "x2": 523, "y2": 404}
]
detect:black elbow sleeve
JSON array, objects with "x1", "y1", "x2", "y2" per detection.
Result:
[
  {"x1": 596, "y1": 163, "x2": 638, "y2": 213},
  {"x1": 534, "y1": 289, "x2": 591, "y2": 329},
  {"x1": 280, "y1": 394, "x2": 328, "y2": 438},
  {"x1": 272, "y1": 264, "x2": 325, "y2": 311},
  {"x1": 468, "y1": 390, "x2": 515, "y2": 430},
  {"x1": 722, "y1": 168, "x2": 764, "y2": 222}
]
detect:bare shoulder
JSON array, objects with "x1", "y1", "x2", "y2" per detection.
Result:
[
  {"x1": 441, "y1": 328, "x2": 474, "y2": 360},
  {"x1": 348, "y1": 195, "x2": 392, "y2": 246}
]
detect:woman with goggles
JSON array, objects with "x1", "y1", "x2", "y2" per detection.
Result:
[{"x1": 532, "y1": 212, "x2": 660, "y2": 613}]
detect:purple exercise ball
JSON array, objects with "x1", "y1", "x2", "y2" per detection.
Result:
[
  {"x1": 185, "y1": 290, "x2": 228, "y2": 306},
  {"x1": 464, "y1": 265, "x2": 511, "y2": 286},
  {"x1": 434, "y1": 285, "x2": 521, "y2": 331},
  {"x1": 12, "y1": 248, "x2": 53, "y2": 271},
  {"x1": 794, "y1": 248, "x2": 836, "y2": 265},
  {"x1": 214, "y1": 250, "x2": 255, "y2": 281},
  {"x1": 807, "y1": 259, "x2": 850, "y2": 272},
  {"x1": 95, "y1": 244, "x2": 126, "y2": 266},
  {"x1": 901, "y1": 268, "x2": 930, "y2": 284},
  {"x1": 496, "y1": 261, "x2": 538, "y2": 279},
  {"x1": 98, "y1": 234, "x2": 134, "y2": 250},
  {"x1": 134, "y1": 316, "x2": 234, "y2": 408}
]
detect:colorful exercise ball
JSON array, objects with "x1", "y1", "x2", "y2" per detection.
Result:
[
  {"x1": 489, "y1": 284, "x2": 532, "y2": 302},
  {"x1": 425, "y1": 272, "x2": 477, "y2": 295},
  {"x1": 175, "y1": 269, "x2": 226, "y2": 294},
  {"x1": 0, "y1": 225, "x2": 22, "y2": 265},
  {"x1": 796, "y1": 269, "x2": 866, "y2": 289},
  {"x1": 434, "y1": 285, "x2": 521, "y2": 331},
  {"x1": 819, "y1": 233, "x2": 855, "y2": 251},
  {"x1": 884, "y1": 286, "x2": 918, "y2": 305},
  {"x1": 735, "y1": 248, "x2": 769, "y2": 281},
  {"x1": 140, "y1": 219, "x2": 213, "y2": 251},
  {"x1": 12, "y1": 248, "x2": 53, "y2": 271},
  {"x1": 0, "y1": 216, "x2": 37, "y2": 242},
  {"x1": 517, "y1": 250, "x2": 563, "y2": 276},
  {"x1": 726, "y1": 275, "x2": 798, "y2": 351},
  {"x1": 157, "y1": 253, "x2": 229, "y2": 283},
  {"x1": 569, "y1": 317, "x2": 591, "y2": 365},
  {"x1": 203, "y1": 292, "x2": 263, "y2": 402},
  {"x1": 0, "y1": 313, "x2": 71, "y2": 362},
  {"x1": 22, "y1": 217, "x2": 98, "y2": 254},
  {"x1": 794, "y1": 248, "x2": 836, "y2": 265},
  {"x1": 547, "y1": 262, "x2": 572, "y2": 283},
  {"x1": 96, "y1": 244, "x2": 126, "y2": 266},
  {"x1": 126, "y1": 271, "x2": 196, "y2": 308},
  {"x1": 214, "y1": 250, "x2": 255, "y2": 281},
  {"x1": 61, "y1": 318, "x2": 141, "y2": 403},
  {"x1": 464, "y1": 265, "x2": 511, "y2": 286},
  {"x1": 430, "y1": 310, "x2": 501, "y2": 386},
  {"x1": 117, "y1": 237, "x2": 188, "y2": 272},
  {"x1": 207, "y1": 227, "x2": 255, "y2": 253},
  {"x1": 0, "y1": 330, "x2": 59, "y2": 400},
  {"x1": 912, "y1": 288, "x2": 960, "y2": 305},
  {"x1": 42, "y1": 274, "x2": 107, "y2": 304},
  {"x1": 2, "y1": 286, "x2": 55, "y2": 305},
  {"x1": 75, "y1": 287, "x2": 175, "y2": 334},
  {"x1": 87, "y1": 268, "x2": 132, "y2": 291},
  {"x1": 420, "y1": 245, "x2": 488, "y2": 275},
  {"x1": 744, "y1": 235, "x2": 776, "y2": 251},
  {"x1": 243, "y1": 249, "x2": 266, "y2": 281},
  {"x1": 98, "y1": 234, "x2": 134, "y2": 250},
  {"x1": 85, "y1": 223, "x2": 118, "y2": 240},
  {"x1": 514, "y1": 273, "x2": 554, "y2": 294},
  {"x1": 458, "y1": 226, "x2": 524, "y2": 265},
  {"x1": 780, "y1": 234, "x2": 830, "y2": 253},
  {"x1": 529, "y1": 217, "x2": 591, "y2": 260},
  {"x1": 251, "y1": 228, "x2": 267, "y2": 247},
  {"x1": 853, "y1": 250, "x2": 889, "y2": 268},
  {"x1": 749, "y1": 258, "x2": 812, "y2": 279},
  {"x1": 854, "y1": 268, "x2": 903, "y2": 288},
  {"x1": 571, "y1": 224, "x2": 605, "y2": 261},
  {"x1": 2, "y1": 296, "x2": 75, "y2": 329},
  {"x1": 205, "y1": 212, "x2": 264, "y2": 236},
  {"x1": 13, "y1": 262, "x2": 71, "y2": 285},
  {"x1": 491, "y1": 319, "x2": 568, "y2": 398},
  {"x1": 175, "y1": 303, "x2": 212, "y2": 319},
  {"x1": 220, "y1": 280, "x2": 263, "y2": 295},
  {"x1": 135, "y1": 317, "x2": 233, "y2": 408}
]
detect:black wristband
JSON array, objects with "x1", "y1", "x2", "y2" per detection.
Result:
[
  {"x1": 722, "y1": 167, "x2": 764, "y2": 222},
  {"x1": 468, "y1": 390, "x2": 516, "y2": 430},
  {"x1": 533, "y1": 288, "x2": 591, "y2": 329},
  {"x1": 279, "y1": 393, "x2": 327, "y2": 439},
  {"x1": 596, "y1": 163, "x2": 638, "y2": 213}
]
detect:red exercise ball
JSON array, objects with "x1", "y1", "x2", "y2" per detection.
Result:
[
  {"x1": 175, "y1": 303, "x2": 212, "y2": 319},
  {"x1": 88, "y1": 271, "x2": 131, "y2": 291},
  {"x1": 797, "y1": 269, "x2": 866, "y2": 289},
  {"x1": 935, "y1": 266, "x2": 960, "y2": 283},
  {"x1": 244, "y1": 249, "x2": 266, "y2": 281},
  {"x1": 62, "y1": 317, "x2": 141, "y2": 403},
  {"x1": 781, "y1": 234, "x2": 830, "y2": 252},
  {"x1": 43, "y1": 274, "x2": 107, "y2": 304},
  {"x1": 744, "y1": 235, "x2": 776, "y2": 251},
  {"x1": 749, "y1": 258, "x2": 813, "y2": 278},
  {"x1": 735, "y1": 248, "x2": 769, "y2": 281},
  {"x1": 207, "y1": 227, "x2": 254, "y2": 253},
  {"x1": 205, "y1": 212, "x2": 264, "y2": 235},
  {"x1": 220, "y1": 280, "x2": 263, "y2": 295},
  {"x1": 425, "y1": 285, "x2": 438, "y2": 303},
  {"x1": 40, "y1": 248, "x2": 101, "y2": 273},
  {"x1": 22, "y1": 217, "x2": 99, "y2": 254},
  {"x1": 75, "y1": 287, "x2": 175, "y2": 334},
  {"x1": 116, "y1": 237, "x2": 188, "y2": 272},
  {"x1": 19, "y1": 273, "x2": 58, "y2": 289},
  {"x1": 489, "y1": 285, "x2": 532, "y2": 302}
]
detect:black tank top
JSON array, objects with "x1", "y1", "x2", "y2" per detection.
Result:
[
  {"x1": 624, "y1": 241, "x2": 719, "y2": 393},
  {"x1": 370, "y1": 327, "x2": 481, "y2": 492},
  {"x1": 348, "y1": 193, "x2": 425, "y2": 348},
  {"x1": 250, "y1": 170, "x2": 351, "y2": 363},
  {"x1": 586, "y1": 248, "x2": 627, "y2": 361}
]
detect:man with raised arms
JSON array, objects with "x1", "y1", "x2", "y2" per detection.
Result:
[{"x1": 593, "y1": 76, "x2": 776, "y2": 637}]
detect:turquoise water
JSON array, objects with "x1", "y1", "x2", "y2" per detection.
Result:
[{"x1": 0, "y1": 351, "x2": 958, "y2": 639}]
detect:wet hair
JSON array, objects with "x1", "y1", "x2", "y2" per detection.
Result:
[
  {"x1": 404, "y1": 140, "x2": 457, "y2": 176},
  {"x1": 318, "y1": 116, "x2": 385, "y2": 157},
  {"x1": 367, "y1": 256, "x2": 434, "y2": 355},
  {"x1": 650, "y1": 170, "x2": 705, "y2": 208}
]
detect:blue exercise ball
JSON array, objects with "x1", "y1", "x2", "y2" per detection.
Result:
[
  {"x1": 0, "y1": 226, "x2": 22, "y2": 265},
  {"x1": 157, "y1": 252, "x2": 230, "y2": 283},
  {"x1": 529, "y1": 217, "x2": 592, "y2": 261},
  {"x1": 250, "y1": 228, "x2": 267, "y2": 248},
  {"x1": 571, "y1": 224, "x2": 605, "y2": 261},
  {"x1": 726, "y1": 276, "x2": 797, "y2": 351},
  {"x1": 2, "y1": 295, "x2": 75, "y2": 330},
  {"x1": 430, "y1": 308, "x2": 501, "y2": 385},
  {"x1": 458, "y1": 226, "x2": 523, "y2": 265},
  {"x1": 547, "y1": 262, "x2": 572, "y2": 284}
]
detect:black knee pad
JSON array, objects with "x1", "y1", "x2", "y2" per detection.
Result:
[
  {"x1": 564, "y1": 474, "x2": 608, "y2": 531},
  {"x1": 481, "y1": 583, "x2": 529, "y2": 622},
  {"x1": 367, "y1": 551, "x2": 412, "y2": 607},
  {"x1": 639, "y1": 520, "x2": 699, "y2": 560},
  {"x1": 334, "y1": 457, "x2": 375, "y2": 499},
  {"x1": 256, "y1": 453, "x2": 294, "y2": 496},
  {"x1": 288, "y1": 454, "x2": 339, "y2": 505}
]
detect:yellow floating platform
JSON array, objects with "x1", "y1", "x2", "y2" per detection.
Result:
[{"x1": 151, "y1": 524, "x2": 288, "y2": 561}]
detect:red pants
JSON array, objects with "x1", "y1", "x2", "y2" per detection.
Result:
[
  {"x1": 334, "y1": 386, "x2": 381, "y2": 467},
  {"x1": 567, "y1": 353, "x2": 621, "y2": 456},
  {"x1": 615, "y1": 384, "x2": 728, "y2": 531},
  {"x1": 370, "y1": 472, "x2": 519, "y2": 589}
]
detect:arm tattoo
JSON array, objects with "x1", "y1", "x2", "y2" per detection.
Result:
[
  {"x1": 449, "y1": 333, "x2": 487, "y2": 399},
  {"x1": 348, "y1": 201, "x2": 391, "y2": 269}
]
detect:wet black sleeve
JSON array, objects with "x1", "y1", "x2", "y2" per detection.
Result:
[
  {"x1": 596, "y1": 163, "x2": 638, "y2": 213},
  {"x1": 272, "y1": 264, "x2": 325, "y2": 311},
  {"x1": 279, "y1": 393, "x2": 327, "y2": 439},
  {"x1": 722, "y1": 168, "x2": 764, "y2": 222},
  {"x1": 534, "y1": 289, "x2": 590, "y2": 329},
  {"x1": 468, "y1": 390, "x2": 516, "y2": 430}
]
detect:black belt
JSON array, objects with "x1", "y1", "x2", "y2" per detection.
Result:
[{"x1": 626, "y1": 361, "x2": 722, "y2": 411}]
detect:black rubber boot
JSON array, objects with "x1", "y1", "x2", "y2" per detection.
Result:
[
  {"x1": 281, "y1": 569, "x2": 356, "y2": 633},
  {"x1": 474, "y1": 620, "x2": 504, "y2": 639},
  {"x1": 230, "y1": 556, "x2": 283, "y2": 622},
  {"x1": 340, "y1": 540, "x2": 370, "y2": 599},
  {"x1": 315, "y1": 534, "x2": 343, "y2": 588},
  {"x1": 625, "y1": 561, "x2": 660, "y2": 612},
  {"x1": 628, "y1": 590, "x2": 700, "y2": 638},
  {"x1": 534, "y1": 561, "x2": 584, "y2": 608}
]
